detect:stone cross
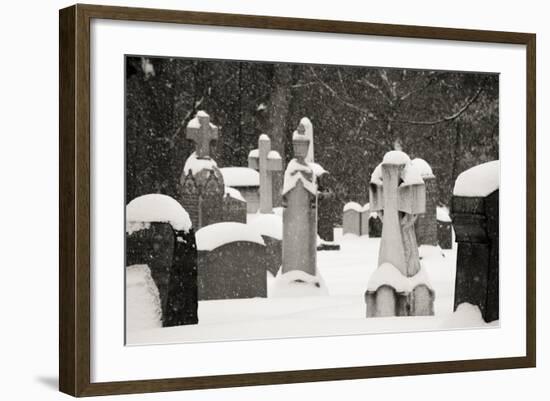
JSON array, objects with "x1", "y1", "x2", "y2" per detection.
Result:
[
  {"x1": 248, "y1": 135, "x2": 283, "y2": 213},
  {"x1": 370, "y1": 156, "x2": 426, "y2": 276},
  {"x1": 186, "y1": 111, "x2": 218, "y2": 159},
  {"x1": 366, "y1": 151, "x2": 434, "y2": 317}
]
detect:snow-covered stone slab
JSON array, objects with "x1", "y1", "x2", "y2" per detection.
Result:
[
  {"x1": 196, "y1": 223, "x2": 268, "y2": 300},
  {"x1": 453, "y1": 160, "x2": 500, "y2": 197},
  {"x1": 126, "y1": 193, "x2": 192, "y2": 234},
  {"x1": 220, "y1": 167, "x2": 259, "y2": 188},
  {"x1": 195, "y1": 222, "x2": 265, "y2": 251}
]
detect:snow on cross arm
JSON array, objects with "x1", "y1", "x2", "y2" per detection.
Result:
[
  {"x1": 410, "y1": 158, "x2": 434, "y2": 178},
  {"x1": 453, "y1": 160, "x2": 500, "y2": 197},
  {"x1": 367, "y1": 263, "x2": 433, "y2": 293},
  {"x1": 126, "y1": 193, "x2": 192, "y2": 234}
]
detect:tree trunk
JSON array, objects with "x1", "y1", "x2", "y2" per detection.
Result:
[{"x1": 267, "y1": 64, "x2": 293, "y2": 207}]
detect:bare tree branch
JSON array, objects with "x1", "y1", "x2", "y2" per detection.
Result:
[
  {"x1": 359, "y1": 78, "x2": 393, "y2": 105},
  {"x1": 392, "y1": 85, "x2": 485, "y2": 126},
  {"x1": 309, "y1": 67, "x2": 377, "y2": 119}
]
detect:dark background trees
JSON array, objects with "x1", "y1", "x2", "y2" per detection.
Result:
[{"x1": 126, "y1": 56, "x2": 499, "y2": 215}]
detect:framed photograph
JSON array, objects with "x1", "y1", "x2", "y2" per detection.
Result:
[{"x1": 59, "y1": 4, "x2": 536, "y2": 397}]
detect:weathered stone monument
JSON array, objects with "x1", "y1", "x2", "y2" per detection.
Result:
[
  {"x1": 126, "y1": 194, "x2": 198, "y2": 326},
  {"x1": 271, "y1": 121, "x2": 327, "y2": 296},
  {"x1": 368, "y1": 212, "x2": 383, "y2": 238},
  {"x1": 178, "y1": 111, "x2": 225, "y2": 229},
  {"x1": 342, "y1": 202, "x2": 372, "y2": 237},
  {"x1": 220, "y1": 167, "x2": 260, "y2": 213},
  {"x1": 248, "y1": 134, "x2": 283, "y2": 214},
  {"x1": 437, "y1": 206, "x2": 453, "y2": 250},
  {"x1": 281, "y1": 125, "x2": 318, "y2": 276},
  {"x1": 221, "y1": 187, "x2": 247, "y2": 224},
  {"x1": 195, "y1": 222, "x2": 268, "y2": 300},
  {"x1": 412, "y1": 158, "x2": 438, "y2": 246},
  {"x1": 343, "y1": 202, "x2": 362, "y2": 236},
  {"x1": 451, "y1": 161, "x2": 499, "y2": 322},
  {"x1": 299, "y1": 117, "x2": 339, "y2": 244},
  {"x1": 365, "y1": 151, "x2": 435, "y2": 317}
]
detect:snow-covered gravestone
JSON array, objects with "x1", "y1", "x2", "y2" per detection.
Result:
[
  {"x1": 437, "y1": 206, "x2": 453, "y2": 250},
  {"x1": 273, "y1": 123, "x2": 327, "y2": 296},
  {"x1": 368, "y1": 211, "x2": 383, "y2": 238},
  {"x1": 299, "y1": 117, "x2": 338, "y2": 243},
  {"x1": 179, "y1": 111, "x2": 225, "y2": 229},
  {"x1": 411, "y1": 158, "x2": 438, "y2": 246},
  {"x1": 195, "y1": 222, "x2": 268, "y2": 300},
  {"x1": 451, "y1": 161, "x2": 499, "y2": 323},
  {"x1": 248, "y1": 134, "x2": 283, "y2": 214},
  {"x1": 343, "y1": 202, "x2": 362, "y2": 236},
  {"x1": 221, "y1": 187, "x2": 247, "y2": 224},
  {"x1": 365, "y1": 151, "x2": 435, "y2": 317},
  {"x1": 126, "y1": 194, "x2": 198, "y2": 327}
]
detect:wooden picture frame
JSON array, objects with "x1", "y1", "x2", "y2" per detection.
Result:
[{"x1": 59, "y1": 3, "x2": 536, "y2": 397}]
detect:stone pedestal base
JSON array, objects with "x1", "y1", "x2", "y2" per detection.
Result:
[{"x1": 365, "y1": 284, "x2": 434, "y2": 317}]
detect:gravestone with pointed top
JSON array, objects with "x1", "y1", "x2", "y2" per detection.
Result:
[
  {"x1": 248, "y1": 134, "x2": 283, "y2": 213},
  {"x1": 281, "y1": 125, "x2": 318, "y2": 276},
  {"x1": 178, "y1": 111, "x2": 225, "y2": 229},
  {"x1": 365, "y1": 151, "x2": 434, "y2": 317}
]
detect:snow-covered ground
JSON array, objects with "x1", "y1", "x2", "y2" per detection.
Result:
[{"x1": 126, "y1": 228, "x2": 497, "y2": 346}]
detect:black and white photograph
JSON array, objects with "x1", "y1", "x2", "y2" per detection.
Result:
[{"x1": 124, "y1": 56, "x2": 500, "y2": 345}]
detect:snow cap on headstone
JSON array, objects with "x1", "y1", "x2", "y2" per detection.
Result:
[
  {"x1": 453, "y1": 160, "x2": 500, "y2": 197},
  {"x1": 126, "y1": 194, "x2": 192, "y2": 234}
]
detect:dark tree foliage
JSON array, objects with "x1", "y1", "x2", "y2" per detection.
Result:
[{"x1": 126, "y1": 56, "x2": 498, "y2": 211}]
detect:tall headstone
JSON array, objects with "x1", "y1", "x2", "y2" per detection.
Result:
[
  {"x1": 297, "y1": 117, "x2": 337, "y2": 243},
  {"x1": 126, "y1": 194, "x2": 198, "y2": 326},
  {"x1": 368, "y1": 212, "x2": 383, "y2": 238},
  {"x1": 281, "y1": 124, "x2": 318, "y2": 275},
  {"x1": 437, "y1": 206, "x2": 453, "y2": 250},
  {"x1": 365, "y1": 152, "x2": 435, "y2": 317},
  {"x1": 451, "y1": 161, "x2": 499, "y2": 322},
  {"x1": 221, "y1": 189, "x2": 247, "y2": 224},
  {"x1": 412, "y1": 158, "x2": 438, "y2": 246},
  {"x1": 178, "y1": 111, "x2": 225, "y2": 229},
  {"x1": 248, "y1": 134, "x2": 283, "y2": 214},
  {"x1": 343, "y1": 202, "x2": 362, "y2": 236}
]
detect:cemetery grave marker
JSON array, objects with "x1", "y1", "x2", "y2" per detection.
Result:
[
  {"x1": 248, "y1": 134, "x2": 283, "y2": 214},
  {"x1": 412, "y1": 158, "x2": 438, "y2": 246},
  {"x1": 178, "y1": 111, "x2": 225, "y2": 229},
  {"x1": 126, "y1": 194, "x2": 198, "y2": 326},
  {"x1": 451, "y1": 161, "x2": 499, "y2": 322},
  {"x1": 195, "y1": 222, "x2": 268, "y2": 300},
  {"x1": 365, "y1": 151, "x2": 434, "y2": 317}
]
